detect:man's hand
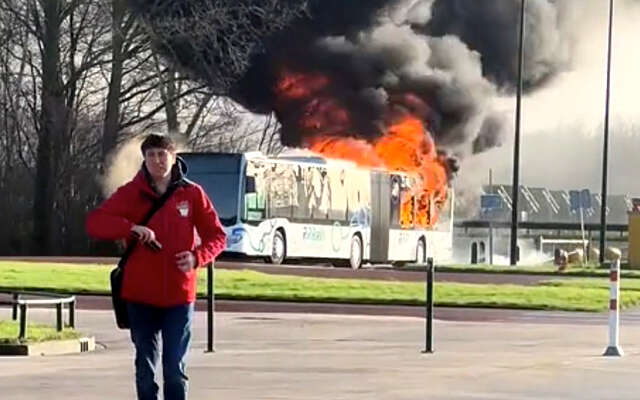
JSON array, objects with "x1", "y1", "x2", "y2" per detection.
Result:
[
  {"x1": 175, "y1": 251, "x2": 196, "y2": 272},
  {"x1": 131, "y1": 225, "x2": 157, "y2": 243}
]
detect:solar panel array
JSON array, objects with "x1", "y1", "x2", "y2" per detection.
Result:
[{"x1": 478, "y1": 185, "x2": 632, "y2": 225}]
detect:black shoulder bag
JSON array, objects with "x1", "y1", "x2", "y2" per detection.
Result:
[{"x1": 110, "y1": 186, "x2": 177, "y2": 329}]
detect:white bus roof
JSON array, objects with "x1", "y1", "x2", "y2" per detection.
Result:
[
  {"x1": 244, "y1": 150, "x2": 362, "y2": 169},
  {"x1": 233, "y1": 151, "x2": 414, "y2": 176}
]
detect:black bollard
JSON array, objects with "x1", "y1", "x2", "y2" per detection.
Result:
[
  {"x1": 12, "y1": 293, "x2": 19, "y2": 320},
  {"x1": 69, "y1": 300, "x2": 76, "y2": 329},
  {"x1": 206, "y1": 262, "x2": 215, "y2": 353},
  {"x1": 422, "y1": 257, "x2": 434, "y2": 354}
]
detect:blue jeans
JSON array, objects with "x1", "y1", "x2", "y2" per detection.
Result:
[{"x1": 127, "y1": 302, "x2": 194, "y2": 400}]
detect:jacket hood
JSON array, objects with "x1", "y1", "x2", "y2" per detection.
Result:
[
  {"x1": 171, "y1": 155, "x2": 188, "y2": 182},
  {"x1": 134, "y1": 155, "x2": 190, "y2": 197}
]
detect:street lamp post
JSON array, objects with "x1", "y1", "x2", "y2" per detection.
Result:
[
  {"x1": 599, "y1": 0, "x2": 615, "y2": 266},
  {"x1": 510, "y1": 0, "x2": 526, "y2": 266}
]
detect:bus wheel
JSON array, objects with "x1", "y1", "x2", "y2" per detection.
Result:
[
  {"x1": 416, "y1": 239, "x2": 426, "y2": 264},
  {"x1": 348, "y1": 235, "x2": 363, "y2": 270},
  {"x1": 267, "y1": 230, "x2": 286, "y2": 265}
]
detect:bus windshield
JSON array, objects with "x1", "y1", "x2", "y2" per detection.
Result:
[{"x1": 182, "y1": 154, "x2": 242, "y2": 226}]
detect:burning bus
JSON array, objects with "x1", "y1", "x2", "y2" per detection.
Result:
[
  {"x1": 122, "y1": 2, "x2": 516, "y2": 268},
  {"x1": 181, "y1": 148, "x2": 453, "y2": 269}
]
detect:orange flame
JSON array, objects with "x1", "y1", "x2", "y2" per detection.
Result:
[
  {"x1": 274, "y1": 70, "x2": 449, "y2": 228},
  {"x1": 309, "y1": 117, "x2": 448, "y2": 228},
  {"x1": 276, "y1": 70, "x2": 329, "y2": 100}
]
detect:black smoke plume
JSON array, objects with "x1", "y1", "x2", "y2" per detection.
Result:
[
  {"x1": 127, "y1": 0, "x2": 578, "y2": 156},
  {"x1": 426, "y1": 0, "x2": 576, "y2": 91}
]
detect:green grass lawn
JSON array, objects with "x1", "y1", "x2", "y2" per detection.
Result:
[
  {"x1": 1, "y1": 261, "x2": 640, "y2": 312},
  {"x1": 212, "y1": 269, "x2": 640, "y2": 312},
  {"x1": 0, "y1": 320, "x2": 80, "y2": 344},
  {"x1": 431, "y1": 263, "x2": 640, "y2": 278},
  {"x1": 541, "y1": 277, "x2": 640, "y2": 291}
]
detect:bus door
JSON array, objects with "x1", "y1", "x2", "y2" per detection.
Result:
[{"x1": 369, "y1": 171, "x2": 390, "y2": 263}]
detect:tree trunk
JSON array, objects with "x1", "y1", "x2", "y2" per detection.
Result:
[
  {"x1": 163, "y1": 68, "x2": 180, "y2": 133},
  {"x1": 102, "y1": 0, "x2": 126, "y2": 165},
  {"x1": 33, "y1": 0, "x2": 65, "y2": 255}
]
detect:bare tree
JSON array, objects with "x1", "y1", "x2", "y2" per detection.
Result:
[
  {"x1": 120, "y1": 1, "x2": 299, "y2": 155},
  {"x1": 0, "y1": 0, "x2": 113, "y2": 253},
  {"x1": 182, "y1": 96, "x2": 284, "y2": 154},
  {"x1": 126, "y1": 0, "x2": 309, "y2": 93},
  {"x1": 0, "y1": 6, "x2": 35, "y2": 253},
  {"x1": 256, "y1": 113, "x2": 284, "y2": 155},
  {"x1": 0, "y1": 0, "x2": 295, "y2": 255},
  {"x1": 32, "y1": 0, "x2": 66, "y2": 255},
  {"x1": 102, "y1": 0, "x2": 128, "y2": 162}
]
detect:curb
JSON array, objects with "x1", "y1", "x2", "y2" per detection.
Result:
[{"x1": 0, "y1": 336, "x2": 95, "y2": 356}]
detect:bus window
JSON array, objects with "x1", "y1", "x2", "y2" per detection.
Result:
[
  {"x1": 390, "y1": 176, "x2": 401, "y2": 228},
  {"x1": 433, "y1": 188, "x2": 454, "y2": 232},
  {"x1": 268, "y1": 163, "x2": 296, "y2": 219},
  {"x1": 346, "y1": 169, "x2": 371, "y2": 227},
  {"x1": 244, "y1": 175, "x2": 266, "y2": 222},
  {"x1": 328, "y1": 168, "x2": 348, "y2": 222},
  {"x1": 400, "y1": 194, "x2": 415, "y2": 229},
  {"x1": 181, "y1": 153, "x2": 242, "y2": 227},
  {"x1": 399, "y1": 176, "x2": 416, "y2": 229},
  {"x1": 307, "y1": 167, "x2": 326, "y2": 220},
  {"x1": 293, "y1": 166, "x2": 311, "y2": 220}
]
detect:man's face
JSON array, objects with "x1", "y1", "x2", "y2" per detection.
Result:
[{"x1": 144, "y1": 147, "x2": 175, "y2": 181}]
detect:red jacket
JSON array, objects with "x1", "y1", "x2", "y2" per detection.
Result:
[{"x1": 86, "y1": 165, "x2": 226, "y2": 307}]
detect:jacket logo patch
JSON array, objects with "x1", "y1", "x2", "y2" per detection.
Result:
[{"x1": 176, "y1": 201, "x2": 190, "y2": 217}]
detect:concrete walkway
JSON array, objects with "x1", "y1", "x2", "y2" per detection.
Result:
[{"x1": 2, "y1": 307, "x2": 640, "y2": 399}]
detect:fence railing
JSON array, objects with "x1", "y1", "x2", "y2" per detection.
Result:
[{"x1": 0, "y1": 291, "x2": 76, "y2": 340}]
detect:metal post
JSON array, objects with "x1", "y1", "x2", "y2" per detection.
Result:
[
  {"x1": 12, "y1": 293, "x2": 19, "y2": 320},
  {"x1": 588, "y1": 229, "x2": 593, "y2": 262},
  {"x1": 206, "y1": 262, "x2": 215, "y2": 353},
  {"x1": 604, "y1": 258, "x2": 623, "y2": 356},
  {"x1": 510, "y1": 0, "x2": 526, "y2": 266},
  {"x1": 422, "y1": 258, "x2": 434, "y2": 354},
  {"x1": 18, "y1": 304, "x2": 27, "y2": 340},
  {"x1": 599, "y1": 0, "x2": 615, "y2": 266},
  {"x1": 580, "y1": 206, "x2": 586, "y2": 266},
  {"x1": 488, "y1": 221, "x2": 494, "y2": 265},
  {"x1": 489, "y1": 169, "x2": 494, "y2": 265},
  {"x1": 56, "y1": 303, "x2": 63, "y2": 331},
  {"x1": 69, "y1": 300, "x2": 76, "y2": 329}
]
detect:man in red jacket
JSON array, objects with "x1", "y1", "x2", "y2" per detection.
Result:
[{"x1": 87, "y1": 134, "x2": 226, "y2": 400}]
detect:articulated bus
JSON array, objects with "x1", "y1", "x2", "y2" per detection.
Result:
[{"x1": 181, "y1": 151, "x2": 453, "y2": 269}]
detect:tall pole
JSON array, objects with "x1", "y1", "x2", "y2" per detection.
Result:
[
  {"x1": 489, "y1": 169, "x2": 494, "y2": 265},
  {"x1": 422, "y1": 258, "x2": 434, "y2": 354},
  {"x1": 510, "y1": 0, "x2": 526, "y2": 266},
  {"x1": 599, "y1": 0, "x2": 614, "y2": 266},
  {"x1": 206, "y1": 262, "x2": 215, "y2": 353}
]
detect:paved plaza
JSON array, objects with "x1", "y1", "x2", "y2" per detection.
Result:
[{"x1": 2, "y1": 307, "x2": 640, "y2": 399}]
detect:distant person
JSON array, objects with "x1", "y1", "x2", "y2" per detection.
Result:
[{"x1": 86, "y1": 134, "x2": 226, "y2": 400}]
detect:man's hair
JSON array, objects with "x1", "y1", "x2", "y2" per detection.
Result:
[{"x1": 140, "y1": 134, "x2": 176, "y2": 154}]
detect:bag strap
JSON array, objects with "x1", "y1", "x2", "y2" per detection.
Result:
[{"x1": 118, "y1": 184, "x2": 179, "y2": 269}]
